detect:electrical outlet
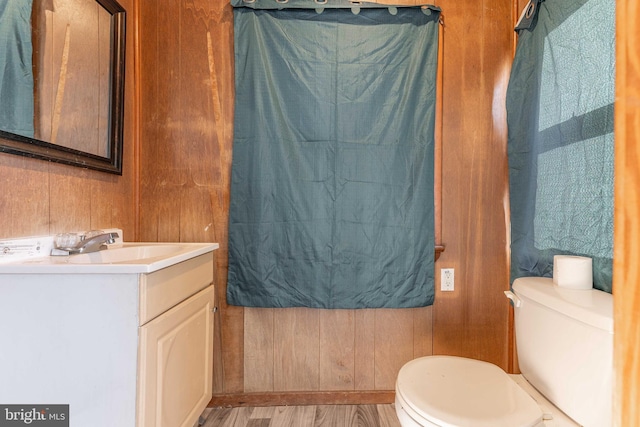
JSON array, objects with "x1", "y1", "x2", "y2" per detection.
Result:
[{"x1": 441, "y1": 268, "x2": 454, "y2": 291}]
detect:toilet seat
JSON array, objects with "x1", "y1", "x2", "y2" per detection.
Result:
[{"x1": 396, "y1": 356, "x2": 543, "y2": 427}]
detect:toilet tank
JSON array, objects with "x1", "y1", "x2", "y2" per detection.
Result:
[{"x1": 512, "y1": 277, "x2": 613, "y2": 427}]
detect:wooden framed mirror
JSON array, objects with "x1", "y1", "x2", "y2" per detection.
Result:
[{"x1": 0, "y1": 0, "x2": 126, "y2": 174}]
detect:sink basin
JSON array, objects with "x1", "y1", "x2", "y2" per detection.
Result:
[
  {"x1": 67, "y1": 244, "x2": 183, "y2": 264},
  {"x1": 0, "y1": 240, "x2": 219, "y2": 274}
]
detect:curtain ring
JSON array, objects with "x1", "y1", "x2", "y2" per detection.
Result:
[
  {"x1": 525, "y1": 2, "x2": 536, "y2": 19},
  {"x1": 243, "y1": 0, "x2": 256, "y2": 3},
  {"x1": 315, "y1": 0, "x2": 328, "y2": 4},
  {"x1": 276, "y1": 0, "x2": 289, "y2": 3}
]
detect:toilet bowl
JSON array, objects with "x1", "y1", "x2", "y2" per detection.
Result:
[
  {"x1": 394, "y1": 277, "x2": 613, "y2": 427},
  {"x1": 395, "y1": 356, "x2": 578, "y2": 427}
]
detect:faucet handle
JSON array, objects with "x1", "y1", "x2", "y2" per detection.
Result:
[
  {"x1": 54, "y1": 233, "x2": 81, "y2": 249},
  {"x1": 105, "y1": 232, "x2": 119, "y2": 244}
]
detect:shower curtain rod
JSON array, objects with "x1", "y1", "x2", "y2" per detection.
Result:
[{"x1": 233, "y1": 0, "x2": 440, "y2": 12}]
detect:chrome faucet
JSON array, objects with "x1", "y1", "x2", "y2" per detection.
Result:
[{"x1": 51, "y1": 231, "x2": 119, "y2": 256}]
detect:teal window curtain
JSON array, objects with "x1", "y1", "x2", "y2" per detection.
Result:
[
  {"x1": 507, "y1": 0, "x2": 615, "y2": 292},
  {"x1": 227, "y1": 3, "x2": 440, "y2": 308},
  {"x1": 0, "y1": 0, "x2": 35, "y2": 138}
]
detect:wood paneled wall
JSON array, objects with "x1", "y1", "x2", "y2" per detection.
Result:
[
  {"x1": 137, "y1": 0, "x2": 514, "y2": 401},
  {"x1": 0, "y1": 0, "x2": 136, "y2": 241}
]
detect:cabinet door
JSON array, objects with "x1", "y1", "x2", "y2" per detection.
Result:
[{"x1": 138, "y1": 285, "x2": 214, "y2": 427}]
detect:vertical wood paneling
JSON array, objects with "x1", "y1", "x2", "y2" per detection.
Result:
[
  {"x1": 180, "y1": 3, "x2": 220, "y2": 189},
  {"x1": 374, "y1": 310, "x2": 414, "y2": 390},
  {"x1": 614, "y1": 1, "x2": 640, "y2": 426},
  {"x1": 354, "y1": 309, "x2": 376, "y2": 390},
  {"x1": 319, "y1": 310, "x2": 355, "y2": 391},
  {"x1": 244, "y1": 308, "x2": 275, "y2": 392},
  {"x1": 138, "y1": 0, "x2": 184, "y2": 241},
  {"x1": 273, "y1": 309, "x2": 320, "y2": 391},
  {"x1": 179, "y1": 186, "x2": 217, "y2": 243},
  {"x1": 431, "y1": 0, "x2": 512, "y2": 370},
  {"x1": 137, "y1": 0, "x2": 515, "y2": 396},
  {"x1": 48, "y1": 165, "x2": 91, "y2": 233},
  {"x1": 0, "y1": 0, "x2": 136, "y2": 241},
  {"x1": 412, "y1": 306, "x2": 433, "y2": 358},
  {"x1": 0, "y1": 157, "x2": 50, "y2": 237}
]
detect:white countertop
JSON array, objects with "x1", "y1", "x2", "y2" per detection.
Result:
[{"x1": 0, "y1": 240, "x2": 219, "y2": 274}]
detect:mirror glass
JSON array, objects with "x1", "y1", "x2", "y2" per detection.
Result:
[{"x1": 0, "y1": 0, "x2": 126, "y2": 174}]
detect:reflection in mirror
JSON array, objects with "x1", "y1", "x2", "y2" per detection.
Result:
[
  {"x1": 32, "y1": 0, "x2": 112, "y2": 156},
  {"x1": 0, "y1": 0, "x2": 125, "y2": 174}
]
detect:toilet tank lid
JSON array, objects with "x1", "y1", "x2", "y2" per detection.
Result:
[{"x1": 513, "y1": 277, "x2": 613, "y2": 333}]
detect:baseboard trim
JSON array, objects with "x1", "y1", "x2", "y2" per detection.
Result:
[{"x1": 208, "y1": 390, "x2": 395, "y2": 407}]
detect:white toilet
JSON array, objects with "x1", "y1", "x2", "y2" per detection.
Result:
[{"x1": 395, "y1": 276, "x2": 613, "y2": 427}]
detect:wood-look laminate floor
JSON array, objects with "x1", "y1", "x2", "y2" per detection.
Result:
[{"x1": 200, "y1": 404, "x2": 402, "y2": 427}]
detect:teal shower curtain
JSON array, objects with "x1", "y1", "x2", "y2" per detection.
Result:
[
  {"x1": 0, "y1": 0, "x2": 34, "y2": 138},
  {"x1": 507, "y1": 0, "x2": 615, "y2": 292},
  {"x1": 227, "y1": 3, "x2": 440, "y2": 308}
]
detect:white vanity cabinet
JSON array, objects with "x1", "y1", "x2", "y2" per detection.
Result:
[
  {"x1": 0, "y1": 242, "x2": 217, "y2": 427},
  {"x1": 137, "y1": 254, "x2": 215, "y2": 427}
]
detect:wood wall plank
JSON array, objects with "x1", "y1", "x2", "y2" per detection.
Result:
[
  {"x1": 613, "y1": 1, "x2": 640, "y2": 426},
  {"x1": 179, "y1": 186, "x2": 218, "y2": 243},
  {"x1": 318, "y1": 310, "x2": 355, "y2": 391},
  {"x1": 0, "y1": 157, "x2": 50, "y2": 237},
  {"x1": 431, "y1": 0, "x2": 512, "y2": 370},
  {"x1": 413, "y1": 306, "x2": 433, "y2": 358},
  {"x1": 180, "y1": 1, "x2": 219, "y2": 188},
  {"x1": 374, "y1": 309, "x2": 414, "y2": 390},
  {"x1": 354, "y1": 309, "x2": 376, "y2": 390},
  {"x1": 244, "y1": 308, "x2": 275, "y2": 392},
  {"x1": 48, "y1": 164, "x2": 91, "y2": 233},
  {"x1": 273, "y1": 308, "x2": 320, "y2": 392}
]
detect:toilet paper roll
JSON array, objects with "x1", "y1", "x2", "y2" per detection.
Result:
[{"x1": 553, "y1": 255, "x2": 593, "y2": 290}]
